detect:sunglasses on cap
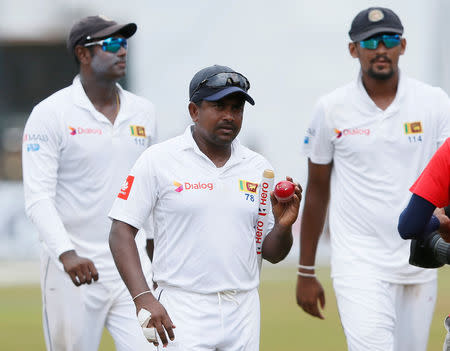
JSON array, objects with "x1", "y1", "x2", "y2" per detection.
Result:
[
  {"x1": 359, "y1": 34, "x2": 401, "y2": 50},
  {"x1": 190, "y1": 72, "x2": 251, "y2": 100},
  {"x1": 84, "y1": 37, "x2": 127, "y2": 53}
]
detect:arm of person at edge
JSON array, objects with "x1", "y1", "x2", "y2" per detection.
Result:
[
  {"x1": 109, "y1": 220, "x2": 175, "y2": 347},
  {"x1": 296, "y1": 160, "x2": 332, "y2": 320},
  {"x1": 398, "y1": 194, "x2": 450, "y2": 243},
  {"x1": 262, "y1": 176, "x2": 302, "y2": 263}
]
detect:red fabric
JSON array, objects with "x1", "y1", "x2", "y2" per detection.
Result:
[{"x1": 410, "y1": 139, "x2": 450, "y2": 208}]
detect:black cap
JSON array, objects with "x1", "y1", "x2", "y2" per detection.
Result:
[
  {"x1": 349, "y1": 7, "x2": 403, "y2": 42},
  {"x1": 67, "y1": 15, "x2": 137, "y2": 54},
  {"x1": 189, "y1": 65, "x2": 255, "y2": 105}
]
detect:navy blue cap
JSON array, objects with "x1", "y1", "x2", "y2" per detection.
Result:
[
  {"x1": 349, "y1": 7, "x2": 403, "y2": 42},
  {"x1": 189, "y1": 65, "x2": 255, "y2": 105}
]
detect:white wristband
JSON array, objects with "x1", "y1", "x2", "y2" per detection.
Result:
[
  {"x1": 132, "y1": 290, "x2": 152, "y2": 301},
  {"x1": 297, "y1": 264, "x2": 315, "y2": 270},
  {"x1": 297, "y1": 271, "x2": 316, "y2": 278}
]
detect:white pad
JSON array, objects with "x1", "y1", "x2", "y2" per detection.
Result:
[{"x1": 137, "y1": 308, "x2": 157, "y2": 342}]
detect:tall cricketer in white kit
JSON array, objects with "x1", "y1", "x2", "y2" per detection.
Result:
[
  {"x1": 296, "y1": 7, "x2": 450, "y2": 351},
  {"x1": 23, "y1": 15, "x2": 157, "y2": 351}
]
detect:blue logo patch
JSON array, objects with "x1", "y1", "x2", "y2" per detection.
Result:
[
  {"x1": 304, "y1": 136, "x2": 309, "y2": 144},
  {"x1": 27, "y1": 143, "x2": 40, "y2": 152}
]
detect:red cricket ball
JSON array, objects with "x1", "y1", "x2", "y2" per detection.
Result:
[{"x1": 274, "y1": 180, "x2": 295, "y2": 202}]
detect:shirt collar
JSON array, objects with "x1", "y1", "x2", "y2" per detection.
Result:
[
  {"x1": 355, "y1": 69, "x2": 405, "y2": 114},
  {"x1": 71, "y1": 75, "x2": 128, "y2": 123}
]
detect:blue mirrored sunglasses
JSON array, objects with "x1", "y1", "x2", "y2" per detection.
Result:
[
  {"x1": 360, "y1": 34, "x2": 401, "y2": 50},
  {"x1": 84, "y1": 37, "x2": 127, "y2": 53}
]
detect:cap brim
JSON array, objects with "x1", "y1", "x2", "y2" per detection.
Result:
[
  {"x1": 351, "y1": 27, "x2": 403, "y2": 41},
  {"x1": 203, "y1": 86, "x2": 255, "y2": 105},
  {"x1": 90, "y1": 23, "x2": 137, "y2": 40}
]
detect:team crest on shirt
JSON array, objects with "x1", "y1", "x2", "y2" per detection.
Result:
[
  {"x1": 239, "y1": 180, "x2": 258, "y2": 194},
  {"x1": 130, "y1": 125, "x2": 146, "y2": 137},
  {"x1": 404, "y1": 121, "x2": 423, "y2": 134},
  {"x1": 118, "y1": 175, "x2": 135, "y2": 200}
]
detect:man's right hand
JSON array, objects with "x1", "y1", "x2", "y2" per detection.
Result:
[
  {"x1": 296, "y1": 275, "x2": 326, "y2": 319},
  {"x1": 134, "y1": 293, "x2": 175, "y2": 348},
  {"x1": 59, "y1": 250, "x2": 99, "y2": 286}
]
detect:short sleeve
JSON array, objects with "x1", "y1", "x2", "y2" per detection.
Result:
[
  {"x1": 302, "y1": 99, "x2": 334, "y2": 164},
  {"x1": 410, "y1": 139, "x2": 450, "y2": 208},
  {"x1": 108, "y1": 150, "x2": 157, "y2": 229}
]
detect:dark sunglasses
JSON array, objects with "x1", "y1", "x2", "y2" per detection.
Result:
[
  {"x1": 84, "y1": 37, "x2": 127, "y2": 53},
  {"x1": 190, "y1": 72, "x2": 251, "y2": 100},
  {"x1": 360, "y1": 34, "x2": 401, "y2": 50}
]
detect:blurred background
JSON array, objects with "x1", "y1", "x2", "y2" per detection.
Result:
[{"x1": 1, "y1": 0, "x2": 450, "y2": 272}]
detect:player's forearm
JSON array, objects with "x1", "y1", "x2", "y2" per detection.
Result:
[
  {"x1": 109, "y1": 220, "x2": 152, "y2": 298},
  {"x1": 397, "y1": 194, "x2": 437, "y2": 240},
  {"x1": 299, "y1": 185, "x2": 330, "y2": 266},
  {"x1": 262, "y1": 223, "x2": 293, "y2": 263},
  {"x1": 26, "y1": 199, "x2": 75, "y2": 260}
]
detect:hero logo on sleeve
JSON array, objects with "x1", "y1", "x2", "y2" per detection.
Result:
[{"x1": 118, "y1": 175, "x2": 135, "y2": 200}]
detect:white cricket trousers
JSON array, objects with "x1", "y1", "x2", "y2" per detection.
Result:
[
  {"x1": 155, "y1": 285, "x2": 260, "y2": 351},
  {"x1": 333, "y1": 276, "x2": 437, "y2": 351},
  {"x1": 40, "y1": 253, "x2": 156, "y2": 351}
]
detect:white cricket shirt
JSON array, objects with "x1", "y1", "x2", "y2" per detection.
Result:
[
  {"x1": 303, "y1": 72, "x2": 450, "y2": 283},
  {"x1": 109, "y1": 126, "x2": 274, "y2": 293},
  {"x1": 23, "y1": 75, "x2": 156, "y2": 281}
]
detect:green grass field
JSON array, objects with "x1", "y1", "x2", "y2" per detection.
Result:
[{"x1": 1, "y1": 265, "x2": 449, "y2": 350}]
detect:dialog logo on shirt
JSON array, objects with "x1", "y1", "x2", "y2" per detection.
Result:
[
  {"x1": 173, "y1": 181, "x2": 214, "y2": 191},
  {"x1": 118, "y1": 175, "x2": 135, "y2": 200},
  {"x1": 130, "y1": 125, "x2": 146, "y2": 137},
  {"x1": 173, "y1": 181, "x2": 183, "y2": 192},
  {"x1": 69, "y1": 126, "x2": 102, "y2": 135},
  {"x1": 334, "y1": 128, "x2": 370, "y2": 138},
  {"x1": 239, "y1": 180, "x2": 258, "y2": 194},
  {"x1": 404, "y1": 121, "x2": 423, "y2": 134}
]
